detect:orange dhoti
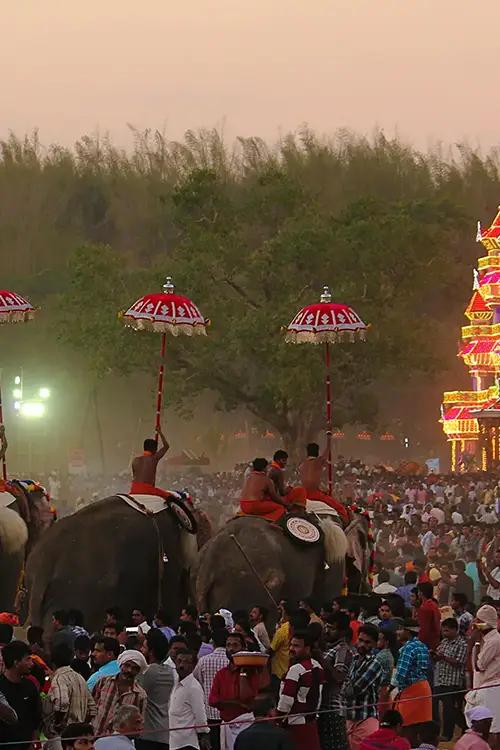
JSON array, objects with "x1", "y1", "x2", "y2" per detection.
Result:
[
  {"x1": 240, "y1": 499, "x2": 286, "y2": 522},
  {"x1": 304, "y1": 488, "x2": 349, "y2": 523},
  {"x1": 129, "y1": 481, "x2": 171, "y2": 501},
  {"x1": 394, "y1": 680, "x2": 432, "y2": 726}
]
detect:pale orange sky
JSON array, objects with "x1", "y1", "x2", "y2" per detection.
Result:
[{"x1": 2, "y1": 0, "x2": 499, "y2": 150}]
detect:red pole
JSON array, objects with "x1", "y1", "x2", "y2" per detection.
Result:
[
  {"x1": 155, "y1": 333, "x2": 167, "y2": 438},
  {"x1": 0, "y1": 382, "x2": 7, "y2": 480},
  {"x1": 325, "y1": 342, "x2": 332, "y2": 495}
]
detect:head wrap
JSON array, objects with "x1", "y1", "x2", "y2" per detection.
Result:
[
  {"x1": 476, "y1": 604, "x2": 498, "y2": 630},
  {"x1": 117, "y1": 649, "x2": 148, "y2": 673},
  {"x1": 217, "y1": 609, "x2": 234, "y2": 631},
  {"x1": 466, "y1": 706, "x2": 494, "y2": 722},
  {"x1": 428, "y1": 567, "x2": 441, "y2": 582}
]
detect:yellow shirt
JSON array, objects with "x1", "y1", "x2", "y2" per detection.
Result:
[{"x1": 270, "y1": 621, "x2": 290, "y2": 679}]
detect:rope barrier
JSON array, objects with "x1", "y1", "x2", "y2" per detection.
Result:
[{"x1": 1, "y1": 680, "x2": 499, "y2": 747}]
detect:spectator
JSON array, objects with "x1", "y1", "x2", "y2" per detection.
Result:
[
  {"x1": 72, "y1": 636, "x2": 92, "y2": 681},
  {"x1": 375, "y1": 630, "x2": 397, "y2": 717},
  {"x1": 299, "y1": 597, "x2": 322, "y2": 624},
  {"x1": 277, "y1": 631, "x2": 325, "y2": 750},
  {"x1": 359, "y1": 710, "x2": 410, "y2": 750},
  {"x1": 456, "y1": 706, "x2": 494, "y2": 750},
  {"x1": 348, "y1": 601, "x2": 362, "y2": 644},
  {"x1": 61, "y1": 722, "x2": 95, "y2": 750},
  {"x1": 44, "y1": 643, "x2": 96, "y2": 743},
  {"x1": 339, "y1": 624, "x2": 383, "y2": 750},
  {"x1": 69, "y1": 610, "x2": 89, "y2": 638},
  {"x1": 416, "y1": 583, "x2": 441, "y2": 651},
  {"x1": 53, "y1": 611, "x2": 77, "y2": 651},
  {"x1": 269, "y1": 601, "x2": 292, "y2": 693},
  {"x1": 169, "y1": 649, "x2": 210, "y2": 750},
  {"x1": 0, "y1": 689, "x2": 17, "y2": 725},
  {"x1": 193, "y1": 628, "x2": 229, "y2": 750},
  {"x1": 235, "y1": 694, "x2": 294, "y2": 750},
  {"x1": 102, "y1": 624, "x2": 125, "y2": 644},
  {"x1": 408, "y1": 721, "x2": 439, "y2": 750},
  {"x1": 396, "y1": 572, "x2": 418, "y2": 608},
  {"x1": 465, "y1": 551, "x2": 482, "y2": 605},
  {"x1": 319, "y1": 612, "x2": 354, "y2": 750},
  {"x1": 469, "y1": 604, "x2": 500, "y2": 739},
  {"x1": 165, "y1": 636, "x2": 188, "y2": 682},
  {"x1": 92, "y1": 650, "x2": 147, "y2": 736},
  {"x1": 130, "y1": 609, "x2": 151, "y2": 636},
  {"x1": 373, "y1": 571, "x2": 397, "y2": 595},
  {"x1": 152, "y1": 609, "x2": 176, "y2": 641},
  {"x1": 94, "y1": 705, "x2": 144, "y2": 750},
  {"x1": 87, "y1": 637, "x2": 120, "y2": 691},
  {"x1": 179, "y1": 605, "x2": 199, "y2": 626},
  {"x1": 249, "y1": 606, "x2": 270, "y2": 649},
  {"x1": 136, "y1": 630, "x2": 174, "y2": 750},
  {"x1": 478, "y1": 549, "x2": 500, "y2": 600},
  {"x1": 0, "y1": 640, "x2": 42, "y2": 750},
  {"x1": 0, "y1": 623, "x2": 13, "y2": 674},
  {"x1": 393, "y1": 620, "x2": 431, "y2": 743},
  {"x1": 432, "y1": 617, "x2": 467, "y2": 741},
  {"x1": 451, "y1": 593, "x2": 474, "y2": 636},
  {"x1": 209, "y1": 632, "x2": 262, "y2": 750},
  {"x1": 378, "y1": 602, "x2": 396, "y2": 634},
  {"x1": 453, "y1": 560, "x2": 475, "y2": 605}
]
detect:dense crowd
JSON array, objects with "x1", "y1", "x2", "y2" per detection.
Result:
[{"x1": 3, "y1": 462, "x2": 500, "y2": 750}]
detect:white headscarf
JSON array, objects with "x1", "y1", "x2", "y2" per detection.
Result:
[{"x1": 117, "y1": 649, "x2": 148, "y2": 673}]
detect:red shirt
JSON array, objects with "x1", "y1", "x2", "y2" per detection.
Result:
[
  {"x1": 417, "y1": 598, "x2": 441, "y2": 650},
  {"x1": 360, "y1": 727, "x2": 411, "y2": 750},
  {"x1": 350, "y1": 620, "x2": 361, "y2": 644},
  {"x1": 209, "y1": 666, "x2": 261, "y2": 722}
]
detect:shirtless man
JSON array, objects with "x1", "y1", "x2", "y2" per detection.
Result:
[
  {"x1": 268, "y1": 450, "x2": 290, "y2": 497},
  {"x1": 240, "y1": 458, "x2": 288, "y2": 522},
  {"x1": 130, "y1": 427, "x2": 170, "y2": 498},
  {"x1": 299, "y1": 436, "x2": 349, "y2": 523}
]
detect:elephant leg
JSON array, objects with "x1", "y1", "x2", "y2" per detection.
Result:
[{"x1": 0, "y1": 551, "x2": 24, "y2": 612}]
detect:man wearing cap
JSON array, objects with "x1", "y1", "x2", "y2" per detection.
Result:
[
  {"x1": 455, "y1": 706, "x2": 494, "y2": 750},
  {"x1": 393, "y1": 620, "x2": 431, "y2": 743},
  {"x1": 92, "y1": 650, "x2": 147, "y2": 736},
  {"x1": 466, "y1": 604, "x2": 500, "y2": 744}
]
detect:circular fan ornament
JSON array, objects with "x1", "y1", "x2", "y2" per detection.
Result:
[
  {"x1": 284, "y1": 286, "x2": 368, "y2": 494},
  {"x1": 121, "y1": 277, "x2": 207, "y2": 434},
  {"x1": 0, "y1": 289, "x2": 37, "y2": 480}
]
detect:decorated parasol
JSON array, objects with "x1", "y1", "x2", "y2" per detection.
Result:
[
  {"x1": 121, "y1": 277, "x2": 207, "y2": 435},
  {"x1": 0, "y1": 290, "x2": 37, "y2": 480},
  {"x1": 285, "y1": 286, "x2": 367, "y2": 494}
]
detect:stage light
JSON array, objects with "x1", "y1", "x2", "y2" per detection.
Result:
[
  {"x1": 13, "y1": 388, "x2": 22, "y2": 399},
  {"x1": 39, "y1": 387, "x2": 50, "y2": 399},
  {"x1": 19, "y1": 401, "x2": 46, "y2": 419},
  {"x1": 14, "y1": 376, "x2": 21, "y2": 385}
]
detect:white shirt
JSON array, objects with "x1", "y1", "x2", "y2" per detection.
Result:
[
  {"x1": 164, "y1": 656, "x2": 179, "y2": 685},
  {"x1": 430, "y1": 507, "x2": 445, "y2": 525},
  {"x1": 373, "y1": 582, "x2": 397, "y2": 595},
  {"x1": 168, "y1": 672, "x2": 209, "y2": 750},
  {"x1": 451, "y1": 511, "x2": 464, "y2": 524},
  {"x1": 486, "y1": 566, "x2": 500, "y2": 600}
]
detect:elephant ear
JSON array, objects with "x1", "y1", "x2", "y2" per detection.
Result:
[{"x1": 0, "y1": 507, "x2": 28, "y2": 555}]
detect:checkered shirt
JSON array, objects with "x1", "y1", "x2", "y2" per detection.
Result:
[
  {"x1": 320, "y1": 640, "x2": 355, "y2": 712},
  {"x1": 339, "y1": 651, "x2": 383, "y2": 721},
  {"x1": 193, "y1": 647, "x2": 229, "y2": 721},
  {"x1": 434, "y1": 635, "x2": 467, "y2": 687},
  {"x1": 393, "y1": 637, "x2": 429, "y2": 691},
  {"x1": 92, "y1": 674, "x2": 146, "y2": 736}
]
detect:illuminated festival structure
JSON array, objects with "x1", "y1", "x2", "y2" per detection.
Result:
[{"x1": 442, "y1": 207, "x2": 500, "y2": 471}]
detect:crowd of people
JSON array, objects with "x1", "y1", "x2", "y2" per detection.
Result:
[{"x1": 3, "y1": 455, "x2": 500, "y2": 750}]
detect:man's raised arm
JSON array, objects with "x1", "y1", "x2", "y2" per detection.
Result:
[{"x1": 155, "y1": 427, "x2": 170, "y2": 460}]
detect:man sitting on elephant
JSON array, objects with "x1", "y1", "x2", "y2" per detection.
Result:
[
  {"x1": 130, "y1": 426, "x2": 170, "y2": 499},
  {"x1": 268, "y1": 450, "x2": 306, "y2": 509},
  {"x1": 299, "y1": 437, "x2": 349, "y2": 524},
  {"x1": 240, "y1": 458, "x2": 290, "y2": 522}
]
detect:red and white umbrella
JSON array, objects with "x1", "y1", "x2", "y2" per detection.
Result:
[
  {"x1": 285, "y1": 286, "x2": 367, "y2": 493},
  {"x1": 122, "y1": 277, "x2": 207, "y2": 434},
  {"x1": 0, "y1": 290, "x2": 35, "y2": 324},
  {"x1": 0, "y1": 289, "x2": 37, "y2": 479}
]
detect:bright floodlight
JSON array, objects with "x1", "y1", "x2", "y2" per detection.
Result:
[
  {"x1": 13, "y1": 388, "x2": 22, "y2": 399},
  {"x1": 14, "y1": 376, "x2": 21, "y2": 385},
  {"x1": 14, "y1": 401, "x2": 20, "y2": 411},
  {"x1": 20, "y1": 401, "x2": 46, "y2": 419},
  {"x1": 39, "y1": 387, "x2": 50, "y2": 399}
]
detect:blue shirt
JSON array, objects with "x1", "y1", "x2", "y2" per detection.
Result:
[
  {"x1": 394, "y1": 637, "x2": 429, "y2": 690},
  {"x1": 87, "y1": 659, "x2": 120, "y2": 691}
]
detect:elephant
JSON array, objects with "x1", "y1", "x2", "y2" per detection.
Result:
[
  {"x1": 26, "y1": 495, "x2": 199, "y2": 634},
  {"x1": 195, "y1": 511, "x2": 371, "y2": 617},
  {"x1": 0, "y1": 480, "x2": 54, "y2": 611}
]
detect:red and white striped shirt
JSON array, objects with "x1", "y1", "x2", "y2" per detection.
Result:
[{"x1": 277, "y1": 658, "x2": 325, "y2": 725}]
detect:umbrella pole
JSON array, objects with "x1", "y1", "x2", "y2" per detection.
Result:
[
  {"x1": 0, "y1": 381, "x2": 7, "y2": 480},
  {"x1": 325, "y1": 342, "x2": 332, "y2": 495},
  {"x1": 155, "y1": 333, "x2": 167, "y2": 439}
]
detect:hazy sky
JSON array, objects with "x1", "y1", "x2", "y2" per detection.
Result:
[{"x1": 2, "y1": 0, "x2": 500, "y2": 150}]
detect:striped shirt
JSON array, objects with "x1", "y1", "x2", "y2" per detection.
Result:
[
  {"x1": 44, "y1": 666, "x2": 96, "y2": 737},
  {"x1": 193, "y1": 647, "x2": 229, "y2": 721},
  {"x1": 92, "y1": 675, "x2": 146, "y2": 736},
  {"x1": 278, "y1": 658, "x2": 325, "y2": 725}
]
